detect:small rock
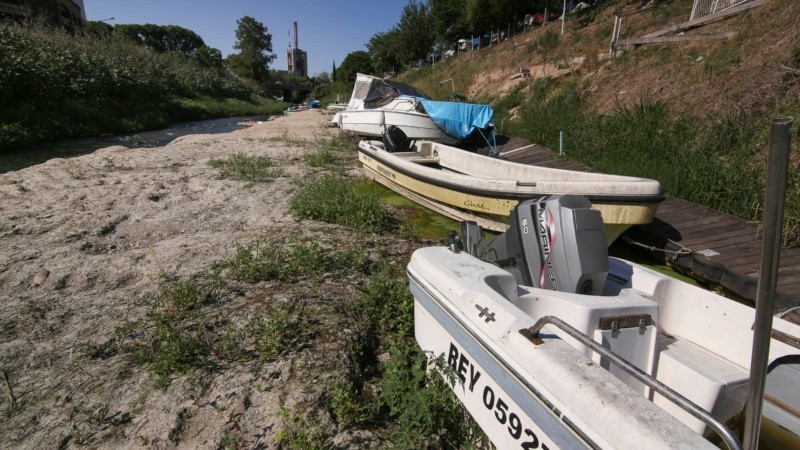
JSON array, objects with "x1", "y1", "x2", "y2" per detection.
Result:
[{"x1": 32, "y1": 268, "x2": 50, "y2": 286}]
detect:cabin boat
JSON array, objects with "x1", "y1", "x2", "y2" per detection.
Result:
[
  {"x1": 358, "y1": 139, "x2": 664, "y2": 245},
  {"x1": 333, "y1": 73, "x2": 495, "y2": 150},
  {"x1": 409, "y1": 195, "x2": 800, "y2": 449}
]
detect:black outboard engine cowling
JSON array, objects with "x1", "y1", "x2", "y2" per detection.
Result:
[{"x1": 477, "y1": 194, "x2": 608, "y2": 295}]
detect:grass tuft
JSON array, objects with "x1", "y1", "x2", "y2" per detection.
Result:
[
  {"x1": 207, "y1": 153, "x2": 281, "y2": 181},
  {"x1": 291, "y1": 175, "x2": 393, "y2": 233},
  {"x1": 219, "y1": 235, "x2": 369, "y2": 283}
]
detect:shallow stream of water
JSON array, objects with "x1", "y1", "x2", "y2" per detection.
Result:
[{"x1": 0, "y1": 116, "x2": 269, "y2": 174}]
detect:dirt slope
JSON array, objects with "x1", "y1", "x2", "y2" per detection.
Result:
[{"x1": 410, "y1": 0, "x2": 800, "y2": 121}]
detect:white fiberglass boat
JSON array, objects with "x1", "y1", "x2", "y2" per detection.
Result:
[
  {"x1": 359, "y1": 139, "x2": 663, "y2": 245},
  {"x1": 409, "y1": 195, "x2": 800, "y2": 449},
  {"x1": 333, "y1": 73, "x2": 495, "y2": 150}
]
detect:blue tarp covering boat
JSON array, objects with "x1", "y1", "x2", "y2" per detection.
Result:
[{"x1": 417, "y1": 98, "x2": 496, "y2": 153}]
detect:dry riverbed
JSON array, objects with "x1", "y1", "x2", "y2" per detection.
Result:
[{"x1": 0, "y1": 110, "x2": 439, "y2": 448}]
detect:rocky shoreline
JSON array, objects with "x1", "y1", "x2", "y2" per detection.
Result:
[{"x1": 0, "y1": 110, "x2": 431, "y2": 448}]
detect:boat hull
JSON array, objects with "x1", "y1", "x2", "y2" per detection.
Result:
[
  {"x1": 358, "y1": 146, "x2": 660, "y2": 244},
  {"x1": 412, "y1": 280, "x2": 582, "y2": 449},
  {"x1": 409, "y1": 245, "x2": 800, "y2": 448},
  {"x1": 337, "y1": 109, "x2": 459, "y2": 144},
  {"x1": 409, "y1": 248, "x2": 720, "y2": 449}
]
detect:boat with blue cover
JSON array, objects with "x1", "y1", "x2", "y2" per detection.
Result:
[{"x1": 333, "y1": 73, "x2": 496, "y2": 153}]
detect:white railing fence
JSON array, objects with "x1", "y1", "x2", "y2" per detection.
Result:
[{"x1": 690, "y1": 0, "x2": 750, "y2": 21}]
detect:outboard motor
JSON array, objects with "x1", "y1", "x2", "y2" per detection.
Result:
[
  {"x1": 383, "y1": 125, "x2": 411, "y2": 152},
  {"x1": 463, "y1": 195, "x2": 608, "y2": 295}
]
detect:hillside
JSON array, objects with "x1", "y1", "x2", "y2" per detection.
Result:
[
  {"x1": 397, "y1": 0, "x2": 800, "y2": 242},
  {"x1": 404, "y1": 0, "x2": 799, "y2": 118}
]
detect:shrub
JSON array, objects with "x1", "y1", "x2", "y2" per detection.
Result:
[{"x1": 0, "y1": 23, "x2": 275, "y2": 150}]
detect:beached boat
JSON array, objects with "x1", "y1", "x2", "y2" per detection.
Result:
[
  {"x1": 333, "y1": 73, "x2": 495, "y2": 151},
  {"x1": 358, "y1": 139, "x2": 663, "y2": 244},
  {"x1": 284, "y1": 104, "x2": 308, "y2": 115},
  {"x1": 409, "y1": 195, "x2": 800, "y2": 449}
]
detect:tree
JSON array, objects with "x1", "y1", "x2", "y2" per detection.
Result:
[
  {"x1": 83, "y1": 20, "x2": 113, "y2": 39},
  {"x1": 429, "y1": 0, "x2": 469, "y2": 44},
  {"x1": 196, "y1": 45, "x2": 224, "y2": 69},
  {"x1": 395, "y1": 1, "x2": 435, "y2": 64},
  {"x1": 367, "y1": 29, "x2": 403, "y2": 75},
  {"x1": 337, "y1": 51, "x2": 374, "y2": 85},
  {"x1": 229, "y1": 16, "x2": 275, "y2": 82},
  {"x1": 113, "y1": 24, "x2": 205, "y2": 57}
]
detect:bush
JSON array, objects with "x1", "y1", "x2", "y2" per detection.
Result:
[{"x1": 0, "y1": 24, "x2": 276, "y2": 150}]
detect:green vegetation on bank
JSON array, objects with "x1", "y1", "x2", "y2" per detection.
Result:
[
  {"x1": 393, "y1": 0, "x2": 800, "y2": 245},
  {"x1": 0, "y1": 24, "x2": 287, "y2": 151},
  {"x1": 291, "y1": 175, "x2": 395, "y2": 234},
  {"x1": 496, "y1": 77, "x2": 800, "y2": 242},
  {"x1": 113, "y1": 203, "x2": 483, "y2": 445},
  {"x1": 207, "y1": 153, "x2": 282, "y2": 181}
]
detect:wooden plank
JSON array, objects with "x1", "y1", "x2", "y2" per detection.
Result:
[
  {"x1": 678, "y1": 225, "x2": 755, "y2": 248},
  {"x1": 619, "y1": 31, "x2": 737, "y2": 46},
  {"x1": 671, "y1": 216, "x2": 748, "y2": 236},
  {"x1": 639, "y1": 0, "x2": 764, "y2": 38}
]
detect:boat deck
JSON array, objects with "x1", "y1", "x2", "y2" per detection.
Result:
[{"x1": 495, "y1": 137, "x2": 800, "y2": 314}]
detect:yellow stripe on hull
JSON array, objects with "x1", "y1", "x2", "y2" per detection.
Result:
[{"x1": 360, "y1": 153, "x2": 659, "y2": 245}]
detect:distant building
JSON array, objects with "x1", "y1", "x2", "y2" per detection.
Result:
[
  {"x1": 0, "y1": 0, "x2": 85, "y2": 28},
  {"x1": 287, "y1": 22, "x2": 307, "y2": 77}
]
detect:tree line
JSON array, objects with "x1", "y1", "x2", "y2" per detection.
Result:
[
  {"x1": 85, "y1": 17, "x2": 280, "y2": 84},
  {"x1": 337, "y1": 0, "x2": 570, "y2": 83}
]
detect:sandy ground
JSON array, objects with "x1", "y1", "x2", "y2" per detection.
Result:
[{"x1": 0, "y1": 110, "x2": 407, "y2": 449}]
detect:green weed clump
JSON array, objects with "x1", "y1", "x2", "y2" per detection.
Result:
[
  {"x1": 251, "y1": 309, "x2": 301, "y2": 361},
  {"x1": 116, "y1": 275, "x2": 306, "y2": 386},
  {"x1": 324, "y1": 265, "x2": 485, "y2": 447},
  {"x1": 275, "y1": 406, "x2": 325, "y2": 449},
  {"x1": 291, "y1": 175, "x2": 393, "y2": 233},
  {"x1": 528, "y1": 30, "x2": 560, "y2": 54},
  {"x1": 207, "y1": 153, "x2": 281, "y2": 181},
  {"x1": 371, "y1": 340, "x2": 486, "y2": 449},
  {"x1": 219, "y1": 235, "x2": 369, "y2": 283},
  {"x1": 349, "y1": 265, "x2": 414, "y2": 337},
  {"x1": 119, "y1": 278, "x2": 224, "y2": 387},
  {"x1": 305, "y1": 136, "x2": 355, "y2": 168}
]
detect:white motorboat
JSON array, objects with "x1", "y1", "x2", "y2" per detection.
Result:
[
  {"x1": 358, "y1": 139, "x2": 664, "y2": 244},
  {"x1": 409, "y1": 195, "x2": 800, "y2": 449},
  {"x1": 333, "y1": 73, "x2": 495, "y2": 151}
]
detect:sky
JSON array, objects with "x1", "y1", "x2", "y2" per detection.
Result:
[{"x1": 83, "y1": 0, "x2": 411, "y2": 76}]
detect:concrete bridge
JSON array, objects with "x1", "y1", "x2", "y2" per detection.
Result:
[{"x1": 266, "y1": 83, "x2": 313, "y2": 102}]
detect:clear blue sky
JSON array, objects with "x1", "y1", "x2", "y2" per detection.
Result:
[{"x1": 83, "y1": 0, "x2": 411, "y2": 76}]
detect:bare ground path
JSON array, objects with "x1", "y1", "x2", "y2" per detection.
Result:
[{"x1": 0, "y1": 110, "x2": 407, "y2": 449}]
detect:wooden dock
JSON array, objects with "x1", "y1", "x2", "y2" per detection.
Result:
[{"x1": 495, "y1": 137, "x2": 800, "y2": 313}]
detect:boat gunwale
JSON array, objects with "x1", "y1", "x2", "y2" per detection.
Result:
[{"x1": 358, "y1": 141, "x2": 666, "y2": 205}]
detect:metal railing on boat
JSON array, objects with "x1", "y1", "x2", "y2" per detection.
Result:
[{"x1": 523, "y1": 315, "x2": 742, "y2": 450}]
